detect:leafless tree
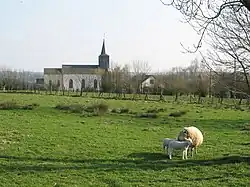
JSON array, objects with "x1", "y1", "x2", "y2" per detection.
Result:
[
  {"x1": 131, "y1": 60, "x2": 151, "y2": 100},
  {"x1": 160, "y1": 0, "x2": 250, "y2": 52},
  {"x1": 165, "y1": 66, "x2": 188, "y2": 101},
  {"x1": 197, "y1": 7, "x2": 250, "y2": 105}
]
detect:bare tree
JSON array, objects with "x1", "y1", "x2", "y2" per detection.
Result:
[
  {"x1": 165, "y1": 67, "x2": 188, "y2": 101},
  {"x1": 131, "y1": 60, "x2": 151, "y2": 100},
  {"x1": 160, "y1": 0, "x2": 250, "y2": 52},
  {"x1": 154, "y1": 72, "x2": 167, "y2": 101},
  {"x1": 199, "y1": 8, "x2": 250, "y2": 104},
  {"x1": 120, "y1": 64, "x2": 131, "y2": 98}
]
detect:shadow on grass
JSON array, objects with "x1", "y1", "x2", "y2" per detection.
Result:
[{"x1": 0, "y1": 153, "x2": 249, "y2": 173}]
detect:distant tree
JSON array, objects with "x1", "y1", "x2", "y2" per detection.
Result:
[{"x1": 131, "y1": 60, "x2": 151, "y2": 100}]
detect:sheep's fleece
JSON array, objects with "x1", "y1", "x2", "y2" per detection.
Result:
[{"x1": 177, "y1": 126, "x2": 203, "y2": 148}]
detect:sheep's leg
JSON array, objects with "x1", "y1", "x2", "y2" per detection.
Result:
[
  {"x1": 185, "y1": 149, "x2": 188, "y2": 160},
  {"x1": 164, "y1": 146, "x2": 168, "y2": 155},
  {"x1": 182, "y1": 150, "x2": 185, "y2": 160},
  {"x1": 191, "y1": 148, "x2": 194, "y2": 157},
  {"x1": 168, "y1": 148, "x2": 172, "y2": 159},
  {"x1": 188, "y1": 147, "x2": 191, "y2": 156},
  {"x1": 195, "y1": 147, "x2": 198, "y2": 154}
]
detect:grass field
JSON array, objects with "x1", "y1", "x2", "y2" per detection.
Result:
[{"x1": 0, "y1": 93, "x2": 249, "y2": 187}]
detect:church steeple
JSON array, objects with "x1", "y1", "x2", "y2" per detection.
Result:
[
  {"x1": 98, "y1": 38, "x2": 109, "y2": 70},
  {"x1": 101, "y1": 39, "x2": 106, "y2": 55}
]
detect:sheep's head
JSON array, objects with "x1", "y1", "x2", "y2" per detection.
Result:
[{"x1": 177, "y1": 127, "x2": 189, "y2": 141}]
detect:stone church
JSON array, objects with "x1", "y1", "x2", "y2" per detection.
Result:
[{"x1": 43, "y1": 39, "x2": 110, "y2": 91}]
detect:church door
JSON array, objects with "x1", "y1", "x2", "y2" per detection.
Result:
[
  {"x1": 69, "y1": 79, "x2": 73, "y2": 89},
  {"x1": 81, "y1": 79, "x2": 85, "y2": 89}
]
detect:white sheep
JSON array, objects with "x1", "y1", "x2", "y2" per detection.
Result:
[
  {"x1": 177, "y1": 126, "x2": 204, "y2": 157},
  {"x1": 167, "y1": 138, "x2": 193, "y2": 160},
  {"x1": 162, "y1": 138, "x2": 176, "y2": 154}
]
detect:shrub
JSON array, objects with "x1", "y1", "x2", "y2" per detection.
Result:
[
  {"x1": 169, "y1": 111, "x2": 187, "y2": 117},
  {"x1": 111, "y1": 108, "x2": 118, "y2": 113},
  {"x1": 55, "y1": 103, "x2": 109, "y2": 116},
  {"x1": 120, "y1": 108, "x2": 129, "y2": 113},
  {"x1": 0, "y1": 101, "x2": 19, "y2": 110},
  {"x1": 0, "y1": 101, "x2": 39, "y2": 110},
  {"x1": 241, "y1": 125, "x2": 250, "y2": 131},
  {"x1": 90, "y1": 103, "x2": 109, "y2": 115},
  {"x1": 21, "y1": 103, "x2": 40, "y2": 110},
  {"x1": 136, "y1": 113, "x2": 158, "y2": 118},
  {"x1": 146, "y1": 108, "x2": 165, "y2": 113},
  {"x1": 55, "y1": 104, "x2": 84, "y2": 113},
  {"x1": 21, "y1": 105, "x2": 34, "y2": 110}
]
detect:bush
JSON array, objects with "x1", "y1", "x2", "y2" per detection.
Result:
[
  {"x1": 55, "y1": 104, "x2": 85, "y2": 113},
  {"x1": 120, "y1": 108, "x2": 129, "y2": 113},
  {"x1": 0, "y1": 101, "x2": 39, "y2": 110},
  {"x1": 146, "y1": 108, "x2": 165, "y2": 113},
  {"x1": 90, "y1": 103, "x2": 109, "y2": 115},
  {"x1": 136, "y1": 113, "x2": 158, "y2": 118},
  {"x1": 55, "y1": 102, "x2": 109, "y2": 116},
  {"x1": 0, "y1": 101, "x2": 19, "y2": 110},
  {"x1": 169, "y1": 111, "x2": 187, "y2": 117},
  {"x1": 111, "y1": 108, "x2": 130, "y2": 114}
]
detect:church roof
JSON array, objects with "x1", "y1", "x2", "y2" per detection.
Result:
[
  {"x1": 44, "y1": 68, "x2": 62, "y2": 74},
  {"x1": 62, "y1": 64, "x2": 99, "y2": 69},
  {"x1": 132, "y1": 74, "x2": 155, "y2": 83}
]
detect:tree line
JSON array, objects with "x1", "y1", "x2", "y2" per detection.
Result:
[{"x1": 0, "y1": 59, "x2": 249, "y2": 104}]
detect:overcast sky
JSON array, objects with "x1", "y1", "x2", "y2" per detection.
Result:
[{"x1": 0, "y1": 0, "x2": 202, "y2": 72}]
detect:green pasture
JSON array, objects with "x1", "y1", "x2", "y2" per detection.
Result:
[{"x1": 0, "y1": 93, "x2": 249, "y2": 187}]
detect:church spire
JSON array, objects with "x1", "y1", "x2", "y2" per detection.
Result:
[
  {"x1": 101, "y1": 39, "x2": 106, "y2": 55},
  {"x1": 98, "y1": 37, "x2": 109, "y2": 70}
]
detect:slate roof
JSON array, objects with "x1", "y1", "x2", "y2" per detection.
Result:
[{"x1": 131, "y1": 74, "x2": 155, "y2": 83}]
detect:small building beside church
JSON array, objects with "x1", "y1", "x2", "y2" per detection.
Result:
[{"x1": 43, "y1": 40, "x2": 110, "y2": 91}]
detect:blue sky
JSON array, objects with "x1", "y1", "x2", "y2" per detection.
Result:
[{"x1": 0, "y1": 0, "x2": 201, "y2": 72}]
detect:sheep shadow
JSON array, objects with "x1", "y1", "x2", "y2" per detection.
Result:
[
  {"x1": 127, "y1": 152, "x2": 167, "y2": 161},
  {"x1": 241, "y1": 142, "x2": 250, "y2": 146},
  {"x1": 0, "y1": 154, "x2": 249, "y2": 173},
  {"x1": 127, "y1": 152, "x2": 250, "y2": 166}
]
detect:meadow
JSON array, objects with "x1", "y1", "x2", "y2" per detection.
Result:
[{"x1": 0, "y1": 93, "x2": 249, "y2": 187}]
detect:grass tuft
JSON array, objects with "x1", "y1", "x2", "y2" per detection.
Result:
[
  {"x1": 169, "y1": 110, "x2": 187, "y2": 117},
  {"x1": 146, "y1": 108, "x2": 165, "y2": 113},
  {"x1": 111, "y1": 107, "x2": 130, "y2": 114},
  {"x1": 55, "y1": 102, "x2": 109, "y2": 116},
  {"x1": 136, "y1": 113, "x2": 158, "y2": 118},
  {"x1": 0, "y1": 101, "x2": 39, "y2": 110}
]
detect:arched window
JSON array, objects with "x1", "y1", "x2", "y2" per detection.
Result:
[
  {"x1": 57, "y1": 80, "x2": 60, "y2": 87},
  {"x1": 81, "y1": 79, "x2": 85, "y2": 89},
  {"x1": 69, "y1": 79, "x2": 73, "y2": 89},
  {"x1": 94, "y1": 79, "x2": 98, "y2": 89}
]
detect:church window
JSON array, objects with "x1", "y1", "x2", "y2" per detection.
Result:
[
  {"x1": 81, "y1": 79, "x2": 85, "y2": 89},
  {"x1": 94, "y1": 79, "x2": 98, "y2": 89},
  {"x1": 69, "y1": 79, "x2": 73, "y2": 89},
  {"x1": 57, "y1": 80, "x2": 60, "y2": 87}
]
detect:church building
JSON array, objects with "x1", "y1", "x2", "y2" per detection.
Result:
[{"x1": 43, "y1": 39, "x2": 110, "y2": 91}]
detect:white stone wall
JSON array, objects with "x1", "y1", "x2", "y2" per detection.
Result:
[
  {"x1": 63, "y1": 74, "x2": 102, "y2": 91},
  {"x1": 139, "y1": 76, "x2": 156, "y2": 92},
  {"x1": 141, "y1": 76, "x2": 155, "y2": 89},
  {"x1": 44, "y1": 74, "x2": 63, "y2": 89}
]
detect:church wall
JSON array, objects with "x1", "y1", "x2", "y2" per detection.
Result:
[
  {"x1": 44, "y1": 74, "x2": 63, "y2": 90},
  {"x1": 63, "y1": 74, "x2": 102, "y2": 91}
]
